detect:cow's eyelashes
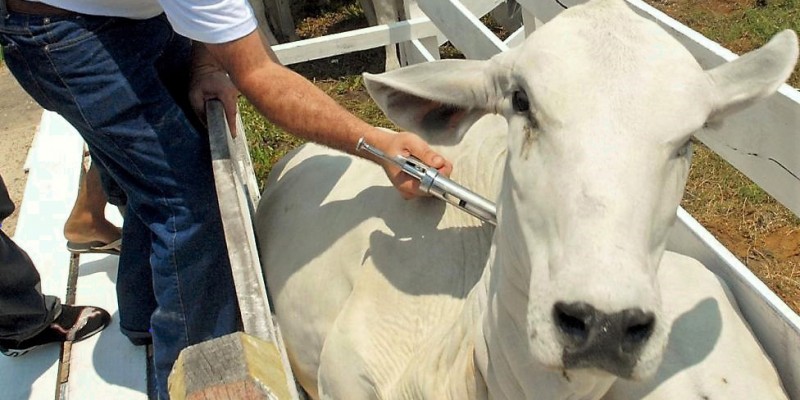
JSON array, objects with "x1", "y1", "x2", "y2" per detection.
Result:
[{"x1": 512, "y1": 90, "x2": 530, "y2": 113}]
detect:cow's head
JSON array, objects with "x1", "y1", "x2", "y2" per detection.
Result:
[{"x1": 364, "y1": 0, "x2": 797, "y2": 383}]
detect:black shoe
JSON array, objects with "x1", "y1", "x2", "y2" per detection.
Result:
[{"x1": 0, "y1": 305, "x2": 112, "y2": 357}]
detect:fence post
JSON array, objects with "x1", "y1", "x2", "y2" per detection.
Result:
[{"x1": 168, "y1": 100, "x2": 301, "y2": 400}]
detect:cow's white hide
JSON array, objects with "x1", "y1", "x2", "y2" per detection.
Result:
[
  {"x1": 256, "y1": 0, "x2": 798, "y2": 398},
  {"x1": 602, "y1": 252, "x2": 789, "y2": 399}
]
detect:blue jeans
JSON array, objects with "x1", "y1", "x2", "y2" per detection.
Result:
[{"x1": 0, "y1": 13, "x2": 240, "y2": 399}]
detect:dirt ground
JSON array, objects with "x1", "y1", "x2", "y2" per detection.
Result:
[{"x1": 0, "y1": 66, "x2": 43, "y2": 237}]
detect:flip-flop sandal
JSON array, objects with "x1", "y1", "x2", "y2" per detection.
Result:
[{"x1": 66, "y1": 239, "x2": 122, "y2": 256}]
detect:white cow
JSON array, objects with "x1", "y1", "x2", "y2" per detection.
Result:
[{"x1": 256, "y1": 0, "x2": 798, "y2": 398}]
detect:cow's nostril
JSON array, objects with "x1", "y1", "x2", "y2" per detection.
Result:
[
  {"x1": 553, "y1": 302, "x2": 593, "y2": 344},
  {"x1": 556, "y1": 303, "x2": 655, "y2": 377},
  {"x1": 626, "y1": 322, "x2": 653, "y2": 342},
  {"x1": 622, "y1": 310, "x2": 655, "y2": 350}
]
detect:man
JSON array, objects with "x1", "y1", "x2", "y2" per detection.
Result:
[
  {"x1": 0, "y1": 174, "x2": 111, "y2": 357},
  {"x1": 0, "y1": 0, "x2": 451, "y2": 398}
]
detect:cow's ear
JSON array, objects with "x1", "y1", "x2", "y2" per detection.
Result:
[
  {"x1": 363, "y1": 59, "x2": 497, "y2": 145},
  {"x1": 706, "y1": 29, "x2": 798, "y2": 123}
]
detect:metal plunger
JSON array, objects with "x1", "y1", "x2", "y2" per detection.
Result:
[{"x1": 357, "y1": 137, "x2": 497, "y2": 225}]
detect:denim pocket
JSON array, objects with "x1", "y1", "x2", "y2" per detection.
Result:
[
  {"x1": 0, "y1": 34, "x2": 20, "y2": 56},
  {"x1": 42, "y1": 16, "x2": 115, "y2": 52}
]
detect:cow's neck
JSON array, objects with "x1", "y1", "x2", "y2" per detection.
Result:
[{"x1": 472, "y1": 189, "x2": 618, "y2": 400}]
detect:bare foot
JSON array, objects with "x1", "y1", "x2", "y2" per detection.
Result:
[
  {"x1": 65, "y1": 160, "x2": 122, "y2": 246},
  {"x1": 64, "y1": 216, "x2": 121, "y2": 246}
]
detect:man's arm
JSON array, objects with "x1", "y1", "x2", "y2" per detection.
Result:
[{"x1": 204, "y1": 29, "x2": 452, "y2": 199}]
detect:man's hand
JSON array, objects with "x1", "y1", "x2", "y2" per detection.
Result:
[
  {"x1": 369, "y1": 131, "x2": 453, "y2": 199},
  {"x1": 189, "y1": 43, "x2": 240, "y2": 136}
]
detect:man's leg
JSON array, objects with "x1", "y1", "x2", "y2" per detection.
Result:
[
  {"x1": 0, "y1": 175, "x2": 60, "y2": 343},
  {"x1": 63, "y1": 161, "x2": 122, "y2": 254},
  {"x1": 1, "y1": 14, "x2": 240, "y2": 398},
  {"x1": 0, "y1": 174, "x2": 111, "y2": 356}
]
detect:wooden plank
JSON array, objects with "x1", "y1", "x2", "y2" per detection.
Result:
[
  {"x1": 668, "y1": 208, "x2": 800, "y2": 398},
  {"x1": 504, "y1": 27, "x2": 526, "y2": 48},
  {"x1": 417, "y1": 0, "x2": 508, "y2": 59},
  {"x1": 514, "y1": 0, "x2": 575, "y2": 27},
  {"x1": 68, "y1": 210, "x2": 149, "y2": 399},
  {"x1": 270, "y1": 0, "x2": 505, "y2": 66},
  {"x1": 273, "y1": 18, "x2": 442, "y2": 66},
  {"x1": 398, "y1": 1, "x2": 442, "y2": 66},
  {"x1": 205, "y1": 100, "x2": 300, "y2": 399},
  {"x1": 207, "y1": 101, "x2": 275, "y2": 342},
  {"x1": 0, "y1": 111, "x2": 82, "y2": 400},
  {"x1": 261, "y1": 0, "x2": 297, "y2": 42},
  {"x1": 402, "y1": 39, "x2": 439, "y2": 65},
  {"x1": 170, "y1": 332, "x2": 292, "y2": 400}
]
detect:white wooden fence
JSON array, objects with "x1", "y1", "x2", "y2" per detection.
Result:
[{"x1": 2, "y1": 0, "x2": 797, "y2": 398}]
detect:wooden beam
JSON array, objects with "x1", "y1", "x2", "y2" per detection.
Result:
[
  {"x1": 169, "y1": 332, "x2": 293, "y2": 400},
  {"x1": 273, "y1": 18, "x2": 442, "y2": 66},
  {"x1": 417, "y1": 0, "x2": 508, "y2": 59},
  {"x1": 180, "y1": 100, "x2": 299, "y2": 399}
]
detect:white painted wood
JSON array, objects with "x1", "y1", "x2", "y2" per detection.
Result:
[
  {"x1": 515, "y1": 0, "x2": 577, "y2": 26},
  {"x1": 520, "y1": 6, "x2": 542, "y2": 37},
  {"x1": 401, "y1": 38, "x2": 439, "y2": 65},
  {"x1": 273, "y1": 18, "x2": 442, "y2": 66},
  {"x1": 417, "y1": 0, "x2": 508, "y2": 59},
  {"x1": 269, "y1": 0, "x2": 505, "y2": 66},
  {"x1": 459, "y1": 0, "x2": 506, "y2": 16},
  {"x1": 69, "y1": 220, "x2": 149, "y2": 400},
  {"x1": 667, "y1": 208, "x2": 800, "y2": 398},
  {"x1": 0, "y1": 111, "x2": 149, "y2": 399},
  {"x1": 398, "y1": 1, "x2": 441, "y2": 66},
  {"x1": 0, "y1": 111, "x2": 82, "y2": 400},
  {"x1": 504, "y1": 27, "x2": 526, "y2": 48}
]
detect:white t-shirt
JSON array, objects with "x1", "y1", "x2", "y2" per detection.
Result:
[{"x1": 36, "y1": 0, "x2": 258, "y2": 43}]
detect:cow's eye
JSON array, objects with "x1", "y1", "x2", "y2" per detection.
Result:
[{"x1": 512, "y1": 90, "x2": 530, "y2": 113}]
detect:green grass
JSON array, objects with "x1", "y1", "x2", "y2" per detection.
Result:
[{"x1": 239, "y1": 72, "x2": 393, "y2": 190}]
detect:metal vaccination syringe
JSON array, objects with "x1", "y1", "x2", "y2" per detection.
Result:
[{"x1": 356, "y1": 137, "x2": 497, "y2": 225}]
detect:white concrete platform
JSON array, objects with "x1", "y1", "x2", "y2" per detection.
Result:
[{"x1": 0, "y1": 111, "x2": 149, "y2": 400}]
